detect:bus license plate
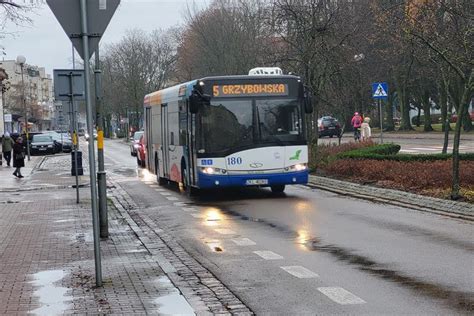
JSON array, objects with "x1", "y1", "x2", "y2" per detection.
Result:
[{"x1": 246, "y1": 179, "x2": 268, "y2": 185}]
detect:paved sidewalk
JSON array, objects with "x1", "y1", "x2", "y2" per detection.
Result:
[
  {"x1": 0, "y1": 156, "x2": 197, "y2": 315},
  {"x1": 308, "y1": 175, "x2": 474, "y2": 220}
]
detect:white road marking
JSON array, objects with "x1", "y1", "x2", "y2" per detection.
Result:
[
  {"x1": 182, "y1": 207, "x2": 198, "y2": 212},
  {"x1": 214, "y1": 228, "x2": 236, "y2": 235},
  {"x1": 280, "y1": 266, "x2": 319, "y2": 278},
  {"x1": 149, "y1": 184, "x2": 159, "y2": 188},
  {"x1": 173, "y1": 202, "x2": 187, "y2": 206},
  {"x1": 154, "y1": 189, "x2": 166, "y2": 192},
  {"x1": 166, "y1": 196, "x2": 179, "y2": 201},
  {"x1": 144, "y1": 181, "x2": 155, "y2": 184},
  {"x1": 231, "y1": 238, "x2": 256, "y2": 246},
  {"x1": 253, "y1": 250, "x2": 283, "y2": 260},
  {"x1": 160, "y1": 192, "x2": 172, "y2": 196},
  {"x1": 317, "y1": 287, "x2": 366, "y2": 305},
  {"x1": 190, "y1": 213, "x2": 204, "y2": 218}
]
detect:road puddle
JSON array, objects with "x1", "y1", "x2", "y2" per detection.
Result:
[{"x1": 29, "y1": 270, "x2": 71, "y2": 315}]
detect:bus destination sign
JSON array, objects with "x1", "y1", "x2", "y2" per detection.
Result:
[{"x1": 213, "y1": 83, "x2": 289, "y2": 98}]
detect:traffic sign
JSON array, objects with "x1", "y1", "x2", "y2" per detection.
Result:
[
  {"x1": 372, "y1": 82, "x2": 388, "y2": 99},
  {"x1": 53, "y1": 69, "x2": 86, "y2": 101},
  {"x1": 46, "y1": 0, "x2": 120, "y2": 60}
]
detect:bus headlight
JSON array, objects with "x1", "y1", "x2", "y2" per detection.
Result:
[
  {"x1": 201, "y1": 167, "x2": 226, "y2": 174},
  {"x1": 285, "y1": 163, "x2": 307, "y2": 172}
]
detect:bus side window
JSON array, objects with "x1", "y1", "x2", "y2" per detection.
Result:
[{"x1": 170, "y1": 132, "x2": 175, "y2": 146}]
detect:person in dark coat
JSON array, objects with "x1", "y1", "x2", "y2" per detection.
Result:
[{"x1": 13, "y1": 137, "x2": 25, "y2": 178}]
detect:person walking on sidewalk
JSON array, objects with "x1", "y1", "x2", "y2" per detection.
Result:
[
  {"x1": 2, "y1": 132, "x2": 14, "y2": 167},
  {"x1": 351, "y1": 112, "x2": 363, "y2": 141},
  {"x1": 361, "y1": 116, "x2": 372, "y2": 141},
  {"x1": 13, "y1": 137, "x2": 25, "y2": 178}
]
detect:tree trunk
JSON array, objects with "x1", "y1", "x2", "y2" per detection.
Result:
[
  {"x1": 461, "y1": 104, "x2": 473, "y2": 132},
  {"x1": 416, "y1": 107, "x2": 421, "y2": 127},
  {"x1": 422, "y1": 90, "x2": 433, "y2": 132},
  {"x1": 398, "y1": 86, "x2": 413, "y2": 130},
  {"x1": 385, "y1": 95, "x2": 395, "y2": 131},
  {"x1": 451, "y1": 71, "x2": 473, "y2": 200}
]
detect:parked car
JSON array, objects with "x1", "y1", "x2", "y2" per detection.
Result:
[
  {"x1": 41, "y1": 131, "x2": 71, "y2": 153},
  {"x1": 451, "y1": 112, "x2": 474, "y2": 123},
  {"x1": 30, "y1": 134, "x2": 55, "y2": 155},
  {"x1": 130, "y1": 131, "x2": 144, "y2": 156},
  {"x1": 136, "y1": 135, "x2": 146, "y2": 168},
  {"x1": 318, "y1": 116, "x2": 341, "y2": 138},
  {"x1": 84, "y1": 129, "x2": 97, "y2": 141}
]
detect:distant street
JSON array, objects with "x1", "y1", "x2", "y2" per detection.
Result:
[
  {"x1": 319, "y1": 132, "x2": 474, "y2": 154},
  {"x1": 102, "y1": 139, "x2": 474, "y2": 314}
]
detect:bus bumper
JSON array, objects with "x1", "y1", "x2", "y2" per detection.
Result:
[{"x1": 197, "y1": 170, "x2": 309, "y2": 189}]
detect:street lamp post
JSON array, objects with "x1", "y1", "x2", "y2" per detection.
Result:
[
  {"x1": 17, "y1": 55, "x2": 30, "y2": 161},
  {"x1": 0, "y1": 67, "x2": 8, "y2": 136}
]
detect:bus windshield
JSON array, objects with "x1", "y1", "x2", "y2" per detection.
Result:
[{"x1": 197, "y1": 98, "x2": 303, "y2": 155}]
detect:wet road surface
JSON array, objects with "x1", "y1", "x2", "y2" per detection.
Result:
[{"x1": 103, "y1": 139, "x2": 474, "y2": 315}]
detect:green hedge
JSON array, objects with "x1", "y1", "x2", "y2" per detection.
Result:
[
  {"x1": 338, "y1": 143, "x2": 401, "y2": 158},
  {"x1": 339, "y1": 152, "x2": 474, "y2": 161}
]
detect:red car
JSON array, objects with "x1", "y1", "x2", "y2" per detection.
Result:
[
  {"x1": 136, "y1": 135, "x2": 146, "y2": 168},
  {"x1": 451, "y1": 112, "x2": 474, "y2": 123}
]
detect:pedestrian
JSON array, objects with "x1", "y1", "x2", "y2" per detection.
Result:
[
  {"x1": 2, "y1": 132, "x2": 14, "y2": 167},
  {"x1": 351, "y1": 112, "x2": 363, "y2": 141},
  {"x1": 13, "y1": 137, "x2": 25, "y2": 178},
  {"x1": 361, "y1": 116, "x2": 372, "y2": 141}
]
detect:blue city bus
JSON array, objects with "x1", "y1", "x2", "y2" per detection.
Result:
[{"x1": 143, "y1": 70, "x2": 312, "y2": 194}]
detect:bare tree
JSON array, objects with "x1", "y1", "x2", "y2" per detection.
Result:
[{"x1": 0, "y1": 0, "x2": 40, "y2": 38}]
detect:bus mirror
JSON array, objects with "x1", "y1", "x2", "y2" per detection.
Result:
[
  {"x1": 189, "y1": 93, "x2": 200, "y2": 114},
  {"x1": 304, "y1": 96, "x2": 313, "y2": 114},
  {"x1": 189, "y1": 93, "x2": 210, "y2": 114}
]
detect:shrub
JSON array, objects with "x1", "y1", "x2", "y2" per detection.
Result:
[
  {"x1": 310, "y1": 140, "x2": 375, "y2": 169},
  {"x1": 340, "y1": 152, "x2": 474, "y2": 161},
  {"x1": 323, "y1": 159, "x2": 474, "y2": 192},
  {"x1": 338, "y1": 143, "x2": 401, "y2": 159}
]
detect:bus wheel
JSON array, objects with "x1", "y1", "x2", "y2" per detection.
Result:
[{"x1": 270, "y1": 185, "x2": 285, "y2": 193}]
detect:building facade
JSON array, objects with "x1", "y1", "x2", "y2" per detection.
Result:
[{"x1": 0, "y1": 60, "x2": 54, "y2": 133}]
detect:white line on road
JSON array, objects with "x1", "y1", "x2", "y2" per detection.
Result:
[
  {"x1": 160, "y1": 192, "x2": 172, "y2": 196},
  {"x1": 231, "y1": 238, "x2": 256, "y2": 246},
  {"x1": 317, "y1": 287, "x2": 366, "y2": 305},
  {"x1": 166, "y1": 196, "x2": 179, "y2": 201},
  {"x1": 280, "y1": 266, "x2": 319, "y2": 278},
  {"x1": 173, "y1": 202, "x2": 187, "y2": 206},
  {"x1": 182, "y1": 207, "x2": 198, "y2": 212},
  {"x1": 190, "y1": 213, "x2": 204, "y2": 218},
  {"x1": 214, "y1": 228, "x2": 236, "y2": 235},
  {"x1": 154, "y1": 189, "x2": 166, "y2": 192},
  {"x1": 144, "y1": 181, "x2": 155, "y2": 185},
  {"x1": 149, "y1": 184, "x2": 159, "y2": 188},
  {"x1": 253, "y1": 250, "x2": 283, "y2": 260}
]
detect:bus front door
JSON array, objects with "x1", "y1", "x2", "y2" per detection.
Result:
[
  {"x1": 145, "y1": 107, "x2": 152, "y2": 172},
  {"x1": 161, "y1": 103, "x2": 170, "y2": 178}
]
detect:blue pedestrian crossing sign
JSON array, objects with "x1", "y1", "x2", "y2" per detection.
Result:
[{"x1": 372, "y1": 82, "x2": 388, "y2": 99}]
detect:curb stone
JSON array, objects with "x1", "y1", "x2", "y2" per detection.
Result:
[
  {"x1": 308, "y1": 175, "x2": 474, "y2": 221},
  {"x1": 107, "y1": 176, "x2": 253, "y2": 316}
]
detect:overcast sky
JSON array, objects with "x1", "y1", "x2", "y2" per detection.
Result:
[{"x1": 1, "y1": 0, "x2": 208, "y2": 74}]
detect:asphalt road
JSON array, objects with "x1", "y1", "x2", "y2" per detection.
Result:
[
  {"x1": 319, "y1": 133, "x2": 474, "y2": 154},
  {"x1": 104, "y1": 139, "x2": 474, "y2": 315}
]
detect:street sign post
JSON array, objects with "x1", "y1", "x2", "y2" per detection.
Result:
[
  {"x1": 54, "y1": 69, "x2": 84, "y2": 204},
  {"x1": 47, "y1": 0, "x2": 121, "y2": 287},
  {"x1": 372, "y1": 82, "x2": 388, "y2": 144}
]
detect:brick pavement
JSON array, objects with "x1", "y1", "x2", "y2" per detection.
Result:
[
  {"x1": 0, "y1": 157, "x2": 198, "y2": 315},
  {"x1": 308, "y1": 175, "x2": 473, "y2": 220}
]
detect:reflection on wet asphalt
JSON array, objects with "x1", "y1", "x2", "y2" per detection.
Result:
[{"x1": 181, "y1": 186, "x2": 474, "y2": 312}]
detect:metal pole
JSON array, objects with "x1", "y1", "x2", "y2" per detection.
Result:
[
  {"x1": 95, "y1": 48, "x2": 108, "y2": 238},
  {"x1": 69, "y1": 73, "x2": 80, "y2": 204},
  {"x1": 80, "y1": 0, "x2": 102, "y2": 287},
  {"x1": 20, "y1": 65, "x2": 31, "y2": 160},
  {"x1": 379, "y1": 99, "x2": 384, "y2": 144}
]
